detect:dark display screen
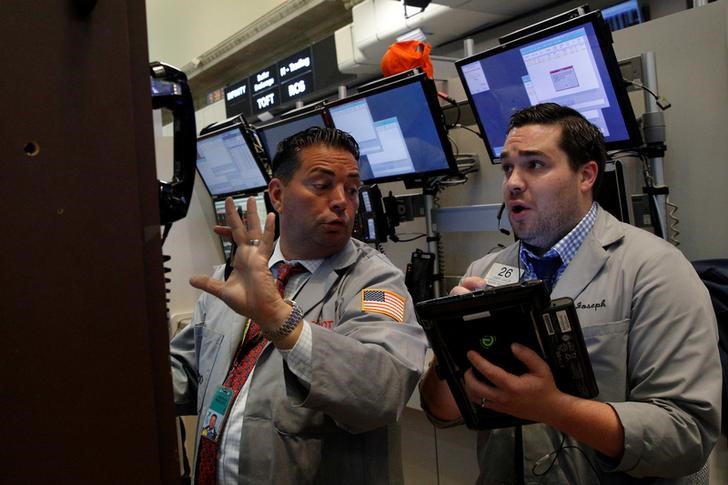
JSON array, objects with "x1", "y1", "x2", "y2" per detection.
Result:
[
  {"x1": 457, "y1": 11, "x2": 640, "y2": 161},
  {"x1": 256, "y1": 111, "x2": 328, "y2": 161},
  {"x1": 602, "y1": 0, "x2": 643, "y2": 32},
  {"x1": 327, "y1": 73, "x2": 457, "y2": 185}
]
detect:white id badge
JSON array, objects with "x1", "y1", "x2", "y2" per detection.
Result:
[{"x1": 484, "y1": 264, "x2": 522, "y2": 287}]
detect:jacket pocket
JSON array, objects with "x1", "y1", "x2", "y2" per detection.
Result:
[
  {"x1": 581, "y1": 319, "x2": 629, "y2": 401},
  {"x1": 193, "y1": 324, "x2": 224, "y2": 413},
  {"x1": 272, "y1": 402, "x2": 338, "y2": 439}
]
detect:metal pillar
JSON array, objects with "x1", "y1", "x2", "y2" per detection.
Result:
[{"x1": 641, "y1": 51, "x2": 669, "y2": 240}]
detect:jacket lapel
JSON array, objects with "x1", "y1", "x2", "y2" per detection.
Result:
[
  {"x1": 552, "y1": 208, "x2": 624, "y2": 300},
  {"x1": 493, "y1": 243, "x2": 522, "y2": 268},
  {"x1": 291, "y1": 240, "x2": 359, "y2": 316}
]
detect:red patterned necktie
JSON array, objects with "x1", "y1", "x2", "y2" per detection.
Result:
[{"x1": 196, "y1": 262, "x2": 305, "y2": 484}]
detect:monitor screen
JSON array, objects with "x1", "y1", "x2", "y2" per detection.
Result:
[
  {"x1": 326, "y1": 72, "x2": 457, "y2": 186},
  {"x1": 456, "y1": 10, "x2": 641, "y2": 162},
  {"x1": 602, "y1": 0, "x2": 643, "y2": 32},
  {"x1": 255, "y1": 110, "x2": 328, "y2": 161},
  {"x1": 196, "y1": 123, "x2": 270, "y2": 198}
]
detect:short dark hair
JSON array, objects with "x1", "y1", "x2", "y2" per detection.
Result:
[
  {"x1": 507, "y1": 103, "x2": 608, "y2": 194},
  {"x1": 271, "y1": 126, "x2": 360, "y2": 182}
]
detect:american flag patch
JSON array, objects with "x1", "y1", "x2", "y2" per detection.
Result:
[{"x1": 361, "y1": 288, "x2": 405, "y2": 322}]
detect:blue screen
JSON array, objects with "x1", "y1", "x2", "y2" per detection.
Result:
[
  {"x1": 257, "y1": 112, "x2": 327, "y2": 160},
  {"x1": 459, "y1": 20, "x2": 635, "y2": 160},
  {"x1": 328, "y1": 79, "x2": 454, "y2": 184},
  {"x1": 196, "y1": 126, "x2": 268, "y2": 197},
  {"x1": 602, "y1": 1, "x2": 643, "y2": 32}
]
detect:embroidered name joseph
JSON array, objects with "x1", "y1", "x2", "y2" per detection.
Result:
[{"x1": 575, "y1": 299, "x2": 606, "y2": 311}]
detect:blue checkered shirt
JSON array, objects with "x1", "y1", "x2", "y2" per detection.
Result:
[{"x1": 519, "y1": 202, "x2": 597, "y2": 287}]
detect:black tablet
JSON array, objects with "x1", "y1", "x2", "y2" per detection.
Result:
[{"x1": 415, "y1": 280, "x2": 598, "y2": 429}]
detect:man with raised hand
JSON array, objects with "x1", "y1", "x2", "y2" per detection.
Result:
[{"x1": 171, "y1": 127, "x2": 426, "y2": 484}]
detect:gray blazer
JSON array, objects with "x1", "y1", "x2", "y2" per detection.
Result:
[
  {"x1": 464, "y1": 207, "x2": 721, "y2": 483},
  {"x1": 171, "y1": 239, "x2": 427, "y2": 484}
]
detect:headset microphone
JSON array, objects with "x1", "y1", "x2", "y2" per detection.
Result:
[{"x1": 497, "y1": 202, "x2": 511, "y2": 236}]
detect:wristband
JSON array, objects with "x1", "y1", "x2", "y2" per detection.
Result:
[{"x1": 262, "y1": 299, "x2": 304, "y2": 339}]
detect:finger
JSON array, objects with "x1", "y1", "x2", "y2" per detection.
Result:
[
  {"x1": 467, "y1": 350, "x2": 516, "y2": 390},
  {"x1": 449, "y1": 285, "x2": 471, "y2": 296},
  {"x1": 225, "y1": 197, "x2": 246, "y2": 235},
  {"x1": 245, "y1": 196, "x2": 263, "y2": 237},
  {"x1": 511, "y1": 343, "x2": 551, "y2": 377},
  {"x1": 226, "y1": 197, "x2": 251, "y2": 247},
  {"x1": 461, "y1": 276, "x2": 487, "y2": 291},
  {"x1": 463, "y1": 368, "x2": 501, "y2": 404},
  {"x1": 189, "y1": 274, "x2": 225, "y2": 298},
  {"x1": 213, "y1": 225, "x2": 232, "y2": 238},
  {"x1": 258, "y1": 212, "x2": 277, "y2": 256}
]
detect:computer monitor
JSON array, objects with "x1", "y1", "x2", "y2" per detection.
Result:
[
  {"x1": 255, "y1": 110, "x2": 329, "y2": 162},
  {"x1": 602, "y1": 0, "x2": 643, "y2": 32},
  {"x1": 456, "y1": 10, "x2": 641, "y2": 162},
  {"x1": 326, "y1": 72, "x2": 458, "y2": 186},
  {"x1": 196, "y1": 122, "x2": 270, "y2": 198}
]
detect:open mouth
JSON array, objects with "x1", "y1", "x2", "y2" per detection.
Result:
[
  {"x1": 508, "y1": 203, "x2": 531, "y2": 222},
  {"x1": 510, "y1": 204, "x2": 528, "y2": 214}
]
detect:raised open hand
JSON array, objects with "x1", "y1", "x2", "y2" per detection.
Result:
[{"x1": 189, "y1": 197, "x2": 290, "y2": 329}]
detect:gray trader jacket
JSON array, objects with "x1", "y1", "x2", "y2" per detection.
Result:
[
  {"x1": 171, "y1": 239, "x2": 427, "y2": 484},
  {"x1": 461, "y1": 207, "x2": 721, "y2": 484}
]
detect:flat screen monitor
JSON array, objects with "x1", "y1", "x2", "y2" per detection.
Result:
[
  {"x1": 602, "y1": 0, "x2": 643, "y2": 32},
  {"x1": 255, "y1": 110, "x2": 328, "y2": 161},
  {"x1": 456, "y1": 10, "x2": 641, "y2": 162},
  {"x1": 196, "y1": 122, "x2": 270, "y2": 198},
  {"x1": 326, "y1": 72, "x2": 458, "y2": 186}
]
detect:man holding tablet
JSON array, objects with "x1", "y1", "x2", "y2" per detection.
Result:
[{"x1": 420, "y1": 103, "x2": 721, "y2": 483}]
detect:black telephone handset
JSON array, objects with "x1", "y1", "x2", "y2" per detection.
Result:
[{"x1": 150, "y1": 61, "x2": 197, "y2": 225}]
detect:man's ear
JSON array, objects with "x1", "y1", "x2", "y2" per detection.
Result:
[
  {"x1": 268, "y1": 178, "x2": 283, "y2": 213},
  {"x1": 579, "y1": 160, "x2": 598, "y2": 193}
]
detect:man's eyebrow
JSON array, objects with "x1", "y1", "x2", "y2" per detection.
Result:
[
  {"x1": 307, "y1": 167, "x2": 361, "y2": 180},
  {"x1": 500, "y1": 149, "x2": 548, "y2": 161},
  {"x1": 308, "y1": 166, "x2": 336, "y2": 176}
]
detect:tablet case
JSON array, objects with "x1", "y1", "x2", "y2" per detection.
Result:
[{"x1": 415, "y1": 280, "x2": 598, "y2": 429}]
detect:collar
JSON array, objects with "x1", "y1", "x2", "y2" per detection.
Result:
[
  {"x1": 269, "y1": 241, "x2": 324, "y2": 275},
  {"x1": 519, "y1": 202, "x2": 598, "y2": 279}
]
